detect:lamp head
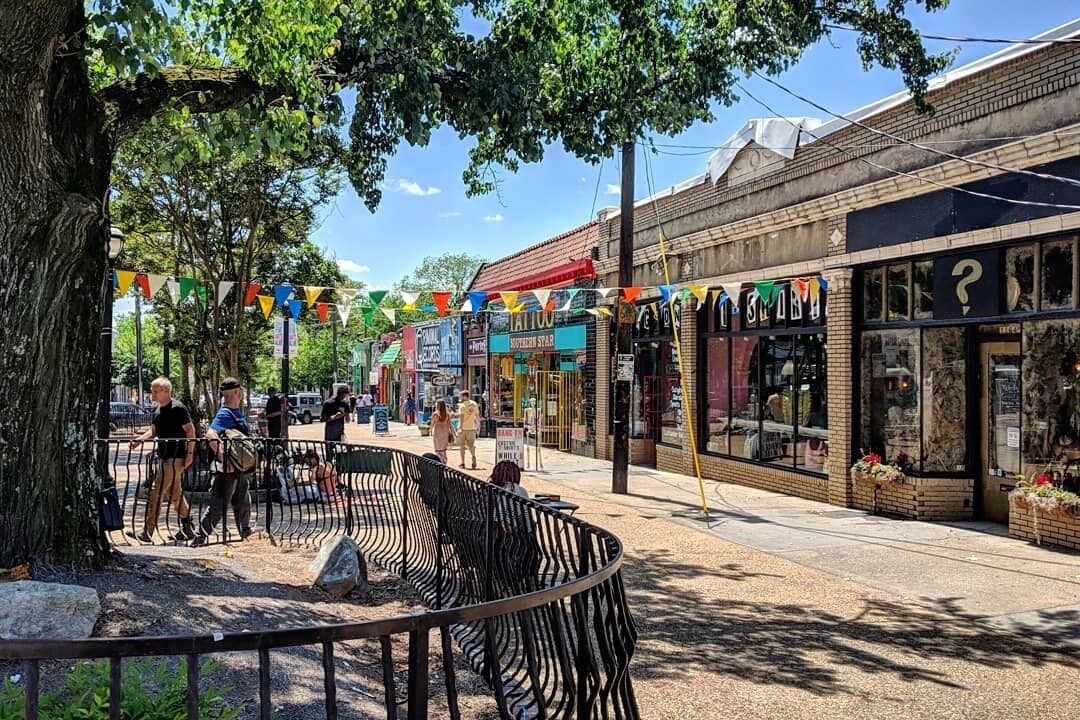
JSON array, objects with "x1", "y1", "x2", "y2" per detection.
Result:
[{"x1": 108, "y1": 226, "x2": 126, "y2": 261}]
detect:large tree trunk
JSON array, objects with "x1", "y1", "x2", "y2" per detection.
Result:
[{"x1": 0, "y1": 2, "x2": 114, "y2": 566}]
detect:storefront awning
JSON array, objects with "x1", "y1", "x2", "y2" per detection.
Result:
[
  {"x1": 485, "y1": 258, "x2": 595, "y2": 292},
  {"x1": 376, "y1": 340, "x2": 401, "y2": 366}
]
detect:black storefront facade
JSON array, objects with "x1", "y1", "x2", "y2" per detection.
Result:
[{"x1": 849, "y1": 156, "x2": 1080, "y2": 524}]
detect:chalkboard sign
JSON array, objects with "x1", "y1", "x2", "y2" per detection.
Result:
[
  {"x1": 372, "y1": 404, "x2": 390, "y2": 435},
  {"x1": 994, "y1": 373, "x2": 1020, "y2": 415}
]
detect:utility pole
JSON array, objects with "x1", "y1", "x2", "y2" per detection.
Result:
[
  {"x1": 612, "y1": 140, "x2": 635, "y2": 494},
  {"x1": 134, "y1": 293, "x2": 144, "y2": 406}
]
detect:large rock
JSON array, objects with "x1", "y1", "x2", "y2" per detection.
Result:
[
  {"x1": 308, "y1": 536, "x2": 368, "y2": 599},
  {"x1": 0, "y1": 581, "x2": 100, "y2": 640}
]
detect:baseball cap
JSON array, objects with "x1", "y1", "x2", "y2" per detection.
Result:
[{"x1": 219, "y1": 377, "x2": 242, "y2": 392}]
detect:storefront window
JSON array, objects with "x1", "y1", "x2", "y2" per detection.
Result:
[
  {"x1": 1005, "y1": 244, "x2": 1035, "y2": 313},
  {"x1": 913, "y1": 260, "x2": 934, "y2": 319},
  {"x1": 864, "y1": 267, "x2": 884, "y2": 322},
  {"x1": 706, "y1": 334, "x2": 827, "y2": 473},
  {"x1": 1022, "y1": 318, "x2": 1080, "y2": 468},
  {"x1": 1041, "y1": 239, "x2": 1074, "y2": 310},
  {"x1": 888, "y1": 264, "x2": 910, "y2": 321},
  {"x1": 861, "y1": 330, "x2": 921, "y2": 467},
  {"x1": 921, "y1": 327, "x2": 967, "y2": 472},
  {"x1": 704, "y1": 337, "x2": 730, "y2": 454}
]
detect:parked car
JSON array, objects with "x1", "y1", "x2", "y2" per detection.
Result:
[
  {"x1": 287, "y1": 392, "x2": 324, "y2": 424},
  {"x1": 109, "y1": 402, "x2": 152, "y2": 433}
]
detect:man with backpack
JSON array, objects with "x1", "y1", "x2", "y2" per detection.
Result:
[{"x1": 192, "y1": 377, "x2": 256, "y2": 546}]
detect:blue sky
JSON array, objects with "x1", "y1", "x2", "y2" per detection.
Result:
[{"x1": 312, "y1": 3, "x2": 1079, "y2": 289}]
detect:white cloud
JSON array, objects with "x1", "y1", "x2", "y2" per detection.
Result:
[
  {"x1": 605, "y1": 183, "x2": 621, "y2": 195},
  {"x1": 438, "y1": 211, "x2": 462, "y2": 218},
  {"x1": 394, "y1": 179, "x2": 441, "y2": 196},
  {"x1": 336, "y1": 259, "x2": 370, "y2": 274},
  {"x1": 483, "y1": 213, "x2": 504, "y2": 223}
]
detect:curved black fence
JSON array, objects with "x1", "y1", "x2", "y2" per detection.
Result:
[{"x1": 1, "y1": 439, "x2": 639, "y2": 719}]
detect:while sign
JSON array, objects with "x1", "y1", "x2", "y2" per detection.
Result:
[{"x1": 616, "y1": 354, "x2": 634, "y2": 382}]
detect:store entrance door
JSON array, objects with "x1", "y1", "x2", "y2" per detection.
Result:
[{"x1": 979, "y1": 340, "x2": 1022, "y2": 523}]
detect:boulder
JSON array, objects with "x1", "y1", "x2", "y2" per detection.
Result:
[
  {"x1": 0, "y1": 581, "x2": 101, "y2": 640},
  {"x1": 308, "y1": 536, "x2": 369, "y2": 598}
]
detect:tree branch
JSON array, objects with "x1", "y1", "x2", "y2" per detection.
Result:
[{"x1": 100, "y1": 65, "x2": 265, "y2": 144}]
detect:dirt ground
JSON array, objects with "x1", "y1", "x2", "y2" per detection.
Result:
[{"x1": 12, "y1": 537, "x2": 500, "y2": 720}]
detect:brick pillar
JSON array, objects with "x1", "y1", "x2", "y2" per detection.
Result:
[
  {"x1": 595, "y1": 317, "x2": 612, "y2": 460},
  {"x1": 676, "y1": 298, "x2": 699, "y2": 475},
  {"x1": 825, "y1": 267, "x2": 854, "y2": 507}
]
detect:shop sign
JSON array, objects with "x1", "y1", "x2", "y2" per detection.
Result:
[
  {"x1": 439, "y1": 317, "x2": 462, "y2": 367},
  {"x1": 495, "y1": 427, "x2": 525, "y2": 468},
  {"x1": 467, "y1": 336, "x2": 487, "y2": 359},
  {"x1": 509, "y1": 312, "x2": 555, "y2": 333},
  {"x1": 430, "y1": 373, "x2": 457, "y2": 387},
  {"x1": 509, "y1": 330, "x2": 556, "y2": 351},
  {"x1": 575, "y1": 349, "x2": 588, "y2": 369},
  {"x1": 416, "y1": 323, "x2": 441, "y2": 372},
  {"x1": 933, "y1": 249, "x2": 999, "y2": 319}
]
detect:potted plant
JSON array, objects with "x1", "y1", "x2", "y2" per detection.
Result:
[
  {"x1": 1012, "y1": 468, "x2": 1080, "y2": 518},
  {"x1": 850, "y1": 452, "x2": 905, "y2": 485},
  {"x1": 417, "y1": 421, "x2": 431, "y2": 437}
]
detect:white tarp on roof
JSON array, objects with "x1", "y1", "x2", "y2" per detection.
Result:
[{"x1": 707, "y1": 117, "x2": 821, "y2": 184}]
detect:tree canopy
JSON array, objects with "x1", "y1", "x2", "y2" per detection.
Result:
[{"x1": 84, "y1": 0, "x2": 951, "y2": 211}]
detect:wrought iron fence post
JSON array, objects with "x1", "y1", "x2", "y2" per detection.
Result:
[
  {"x1": 401, "y1": 451, "x2": 410, "y2": 581},
  {"x1": 407, "y1": 629, "x2": 430, "y2": 719},
  {"x1": 435, "y1": 464, "x2": 445, "y2": 609}
]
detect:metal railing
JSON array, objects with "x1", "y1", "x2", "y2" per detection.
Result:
[{"x1": 0, "y1": 439, "x2": 639, "y2": 719}]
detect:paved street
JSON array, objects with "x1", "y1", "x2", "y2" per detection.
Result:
[{"x1": 290, "y1": 420, "x2": 1080, "y2": 719}]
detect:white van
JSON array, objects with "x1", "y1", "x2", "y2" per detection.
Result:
[{"x1": 288, "y1": 392, "x2": 324, "y2": 424}]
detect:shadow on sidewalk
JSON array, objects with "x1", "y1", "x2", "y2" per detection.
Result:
[{"x1": 622, "y1": 550, "x2": 1080, "y2": 695}]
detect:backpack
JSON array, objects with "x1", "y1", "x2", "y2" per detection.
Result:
[{"x1": 222, "y1": 409, "x2": 257, "y2": 473}]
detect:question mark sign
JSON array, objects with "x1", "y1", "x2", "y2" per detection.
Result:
[{"x1": 951, "y1": 259, "x2": 983, "y2": 316}]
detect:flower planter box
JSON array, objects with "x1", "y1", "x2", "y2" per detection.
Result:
[
  {"x1": 417, "y1": 424, "x2": 431, "y2": 438},
  {"x1": 851, "y1": 470, "x2": 974, "y2": 521},
  {"x1": 1009, "y1": 493, "x2": 1080, "y2": 551}
]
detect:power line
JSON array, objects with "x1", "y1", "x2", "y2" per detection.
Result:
[
  {"x1": 648, "y1": 130, "x2": 1080, "y2": 153},
  {"x1": 825, "y1": 23, "x2": 1080, "y2": 45},
  {"x1": 753, "y1": 71, "x2": 1080, "y2": 190},
  {"x1": 733, "y1": 82, "x2": 1080, "y2": 212}
]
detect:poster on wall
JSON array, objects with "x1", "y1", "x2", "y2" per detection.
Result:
[
  {"x1": 495, "y1": 427, "x2": 525, "y2": 468},
  {"x1": 933, "y1": 249, "x2": 999, "y2": 319}
]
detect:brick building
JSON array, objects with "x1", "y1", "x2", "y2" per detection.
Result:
[
  {"x1": 589, "y1": 19, "x2": 1080, "y2": 524},
  {"x1": 468, "y1": 222, "x2": 600, "y2": 455}
]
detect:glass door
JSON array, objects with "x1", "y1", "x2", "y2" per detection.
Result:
[{"x1": 979, "y1": 341, "x2": 1021, "y2": 523}]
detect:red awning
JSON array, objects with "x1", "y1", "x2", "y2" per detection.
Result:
[{"x1": 484, "y1": 258, "x2": 595, "y2": 292}]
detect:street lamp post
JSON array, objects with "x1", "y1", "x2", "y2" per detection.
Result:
[{"x1": 96, "y1": 226, "x2": 126, "y2": 448}]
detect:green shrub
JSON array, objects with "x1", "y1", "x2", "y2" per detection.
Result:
[{"x1": 0, "y1": 657, "x2": 241, "y2": 720}]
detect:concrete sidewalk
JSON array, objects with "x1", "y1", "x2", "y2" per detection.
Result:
[
  {"x1": 294, "y1": 420, "x2": 1080, "y2": 718},
  {"x1": 306, "y1": 420, "x2": 1080, "y2": 646}
]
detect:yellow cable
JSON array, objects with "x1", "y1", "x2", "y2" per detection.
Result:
[{"x1": 656, "y1": 231, "x2": 709, "y2": 518}]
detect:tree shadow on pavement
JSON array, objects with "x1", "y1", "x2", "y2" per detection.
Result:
[{"x1": 621, "y1": 550, "x2": 1080, "y2": 697}]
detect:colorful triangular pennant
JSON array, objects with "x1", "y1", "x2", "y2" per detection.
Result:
[
  {"x1": 216, "y1": 281, "x2": 235, "y2": 306},
  {"x1": 115, "y1": 270, "x2": 138, "y2": 297},
  {"x1": 273, "y1": 284, "x2": 293, "y2": 308},
  {"x1": 658, "y1": 284, "x2": 676, "y2": 305},
  {"x1": 499, "y1": 291, "x2": 519, "y2": 310},
  {"x1": 753, "y1": 281, "x2": 777, "y2": 308},
  {"x1": 621, "y1": 287, "x2": 643, "y2": 303},
  {"x1": 688, "y1": 284, "x2": 709, "y2": 305},
  {"x1": 468, "y1": 291, "x2": 487, "y2": 313},
  {"x1": 316, "y1": 302, "x2": 330, "y2": 324},
  {"x1": 368, "y1": 290, "x2": 387, "y2": 307},
  {"x1": 243, "y1": 282, "x2": 261, "y2": 306},
  {"x1": 531, "y1": 289, "x2": 551, "y2": 309},
  {"x1": 304, "y1": 286, "x2": 324, "y2": 307},
  {"x1": 166, "y1": 278, "x2": 181, "y2": 305},
  {"x1": 177, "y1": 277, "x2": 197, "y2": 302},
  {"x1": 432, "y1": 291, "x2": 451, "y2": 316},
  {"x1": 400, "y1": 291, "x2": 419, "y2": 310},
  {"x1": 337, "y1": 303, "x2": 351, "y2": 326},
  {"x1": 381, "y1": 307, "x2": 396, "y2": 324},
  {"x1": 257, "y1": 295, "x2": 274, "y2": 319},
  {"x1": 145, "y1": 273, "x2": 169, "y2": 300},
  {"x1": 286, "y1": 299, "x2": 303, "y2": 321}
]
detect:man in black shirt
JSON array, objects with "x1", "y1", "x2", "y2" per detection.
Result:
[
  {"x1": 129, "y1": 377, "x2": 196, "y2": 542},
  {"x1": 321, "y1": 385, "x2": 351, "y2": 443},
  {"x1": 262, "y1": 387, "x2": 286, "y2": 439}
]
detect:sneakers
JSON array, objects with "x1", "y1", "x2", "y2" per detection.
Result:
[
  {"x1": 125, "y1": 530, "x2": 153, "y2": 543},
  {"x1": 177, "y1": 519, "x2": 196, "y2": 541},
  {"x1": 459, "y1": 464, "x2": 467, "y2": 469},
  {"x1": 190, "y1": 533, "x2": 208, "y2": 547}
]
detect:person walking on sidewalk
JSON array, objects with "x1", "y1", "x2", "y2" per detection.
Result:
[
  {"x1": 430, "y1": 399, "x2": 454, "y2": 463},
  {"x1": 322, "y1": 385, "x2": 351, "y2": 442},
  {"x1": 128, "y1": 377, "x2": 196, "y2": 543},
  {"x1": 192, "y1": 377, "x2": 254, "y2": 546},
  {"x1": 456, "y1": 389, "x2": 481, "y2": 469},
  {"x1": 402, "y1": 392, "x2": 416, "y2": 425}
]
